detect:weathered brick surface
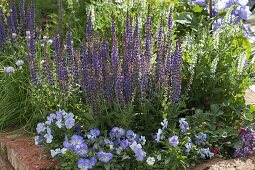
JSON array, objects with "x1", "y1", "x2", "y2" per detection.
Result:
[
  {"x1": 0, "y1": 133, "x2": 56, "y2": 170},
  {"x1": 0, "y1": 153, "x2": 14, "y2": 170}
]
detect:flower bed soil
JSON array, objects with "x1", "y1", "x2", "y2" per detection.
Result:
[{"x1": 0, "y1": 131, "x2": 56, "y2": 170}]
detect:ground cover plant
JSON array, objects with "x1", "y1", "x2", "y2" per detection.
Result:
[{"x1": 1, "y1": 0, "x2": 255, "y2": 169}]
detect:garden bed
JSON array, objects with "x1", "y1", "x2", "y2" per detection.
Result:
[
  {"x1": 0, "y1": 130, "x2": 56, "y2": 170},
  {"x1": 1, "y1": 0, "x2": 255, "y2": 169},
  {"x1": 0, "y1": 130, "x2": 254, "y2": 170}
]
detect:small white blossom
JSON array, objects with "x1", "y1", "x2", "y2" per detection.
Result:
[
  {"x1": 26, "y1": 31, "x2": 30, "y2": 36},
  {"x1": 16, "y1": 60, "x2": 24, "y2": 67},
  {"x1": 12, "y1": 33, "x2": 17, "y2": 39},
  {"x1": 157, "y1": 154, "x2": 161, "y2": 161},
  {"x1": 40, "y1": 60, "x2": 45, "y2": 65},
  {"x1": 61, "y1": 148, "x2": 68, "y2": 154},
  {"x1": 50, "y1": 148, "x2": 61, "y2": 157},
  {"x1": 47, "y1": 39, "x2": 53, "y2": 45},
  {"x1": 146, "y1": 157, "x2": 155, "y2": 165},
  {"x1": 43, "y1": 35, "x2": 49, "y2": 40},
  {"x1": 4, "y1": 66, "x2": 15, "y2": 74}
]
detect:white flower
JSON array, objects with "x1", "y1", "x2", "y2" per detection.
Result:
[
  {"x1": 146, "y1": 157, "x2": 155, "y2": 165},
  {"x1": 4, "y1": 66, "x2": 15, "y2": 74},
  {"x1": 40, "y1": 60, "x2": 45, "y2": 65},
  {"x1": 161, "y1": 119, "x2": 168, "y2": 130},
  {"x1": 47, "y1": 39, "x2": 53, "y2": 45},
  {"x1": 140, "y1": 136, "x2": 146, "y2": 145},
  {"x1": 157, "y1": 154, "x2": 161, "y2": 161},
  {"x1": 129, "y1": 141, "x2": 138, "y2": 150},
  {"x1": 12, "y1": 33, "x2": 17, "y2": 39},
  {"x1": 61, "y1": 148, "x2": 68, "y2": 154},
  {"x1": 43, "y1": 35, "x2": 49, "y2": 40},
  {"x1": 26, "y1": 31, "x2": 30, "y2": 36},
  {"x1": 155, "y1": 129, "x2": 162, "y2": 142},
  {"x1": 44, "y1": 133, "x2": 53, "y2": 143},
  {"x1": 16, "y1": 60, "x2": 24, "y2": 67},
  {"x1": 56, "y1": 119, "x2": 63, "y2": 128},
  {"x1": 34, "y1": 136, "x2": 40, "y2": 145},
  {"x1": 50, "y1": 148, "x2": 61, "y2": 157}
]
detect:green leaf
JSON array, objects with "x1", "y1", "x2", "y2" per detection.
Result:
[
  {"x1": 193, "y1": 4, "x2": 203, "y2": 13},
  {"x1": 195, "y1": 109, "x2": 203, "y2": 115},
  {"x1": 216, "y1": 110, "x2": 224, "y2": 116},
  {"x1": 232, "y1": 139, "x2": 243, "y2": 148},
  {"x1": 243, "y1": 111, "x2": 254, "y2": 121},
  {"x1": 175, "y1": 12, "x2": 198, "y2": 31},
  {"x1": 210, "y1": 104, "x2": 219, "y2": 114}
]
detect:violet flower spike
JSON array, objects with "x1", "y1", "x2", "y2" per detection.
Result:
[
  {"x1": 19, "y1": 0, "x2": 25, "y2": 33},
  {"x1": 171, "y1": 40, "x2": 183, "y2": 103},
  {"x1": 86, "y1": 12, "x2": 93, "y2": 37}
]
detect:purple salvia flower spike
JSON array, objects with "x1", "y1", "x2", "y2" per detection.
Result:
[
  {"x1": 10, "y1": 0, "x2": 18, "y2": 33},
  {"x1": 19, "y1": 0, "x2": 25, "y2": 34},
  {"x1": 155, "y1": 17, "x2": 165, "y2": 88},
  {"x1": 66, "y1": 28, "x2": 76, "y2": 87},
  {"x1": 172, "y1": 40, "x2": 183, "y2": 104},
  {"x1": 141, "y1": 5, "x2": 152, "y2": 96},
  {"x1": 86, "y1": 12, "x2": 92, "y2": 37},
  {"x1": 26, "y1": 26, "x2": 38, "y2": 85},
  {"x1": 124, "y1": 13, "x2": 133, "y2": 103},
  {"x1": 53, "y1": 33, "x2": 60, "y2": 83},
  {"x1": 110, "y1": 14, "x2": 119, "y2": 80},
  {"x1": 132, "y1": 16, "x2": 141, "y2": 95},
  {"x1": 73, "y1": 50, "x2": 80, "y2": 88},
  {"x1": 25, "y1": 6, "x2": 30, "y2": 31},
  {"x1": 0, "y1": 14, "x2": 6, "y2": 49},
  {"x1": 101, "y1": 39, "x2": 112, "y2": 103},
  {"x1": 165, "y1": 7, "x2": 174, "y2": 94},
  {"x1": 81, "y1": 42, "x2": 89, "y2": 102},
  {"x1": 116, "y1": 65, "x2": 124, "y2": 106},
  {"x1": 29, "y1": 1, "x2": 36, "y2": 38}
]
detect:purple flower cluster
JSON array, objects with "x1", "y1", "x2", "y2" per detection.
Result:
[
  {"x1": 193, "y1": 0, "x2": 251, "y2": 36},
  {"x1": 198, "y1": 148, "x2": 214, "y2": 159},
  {"x1": 155, "y1": 118, "x2": 189, "y2": 143},
  {"x1": 195, "y1": 132, "x2": 207, "y2": 145},
  {"x1": 213, "y1": 0, "x2": 251, "y2": 33},
  {"x1": 35, "y1": 109, "x2": 76, "y2": 145},
  {"x1": 20, "y1": 6, "x2": 182, "y2": 111},
  {"x1": 179, "y1": 118, "x2": 189, "y2": 133},
  {"x1": 35, "y1": 113, "x2": 149, "y2": 169},
  {"x1": 154, "y1": 118, "x2": 213, "y2": 161},
  {"x1": 234, "y1": 128, "x2": 255, "y2": 157},
  {"x1": 0, "y1": 7, "x2": 7, "y2": 48}
]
